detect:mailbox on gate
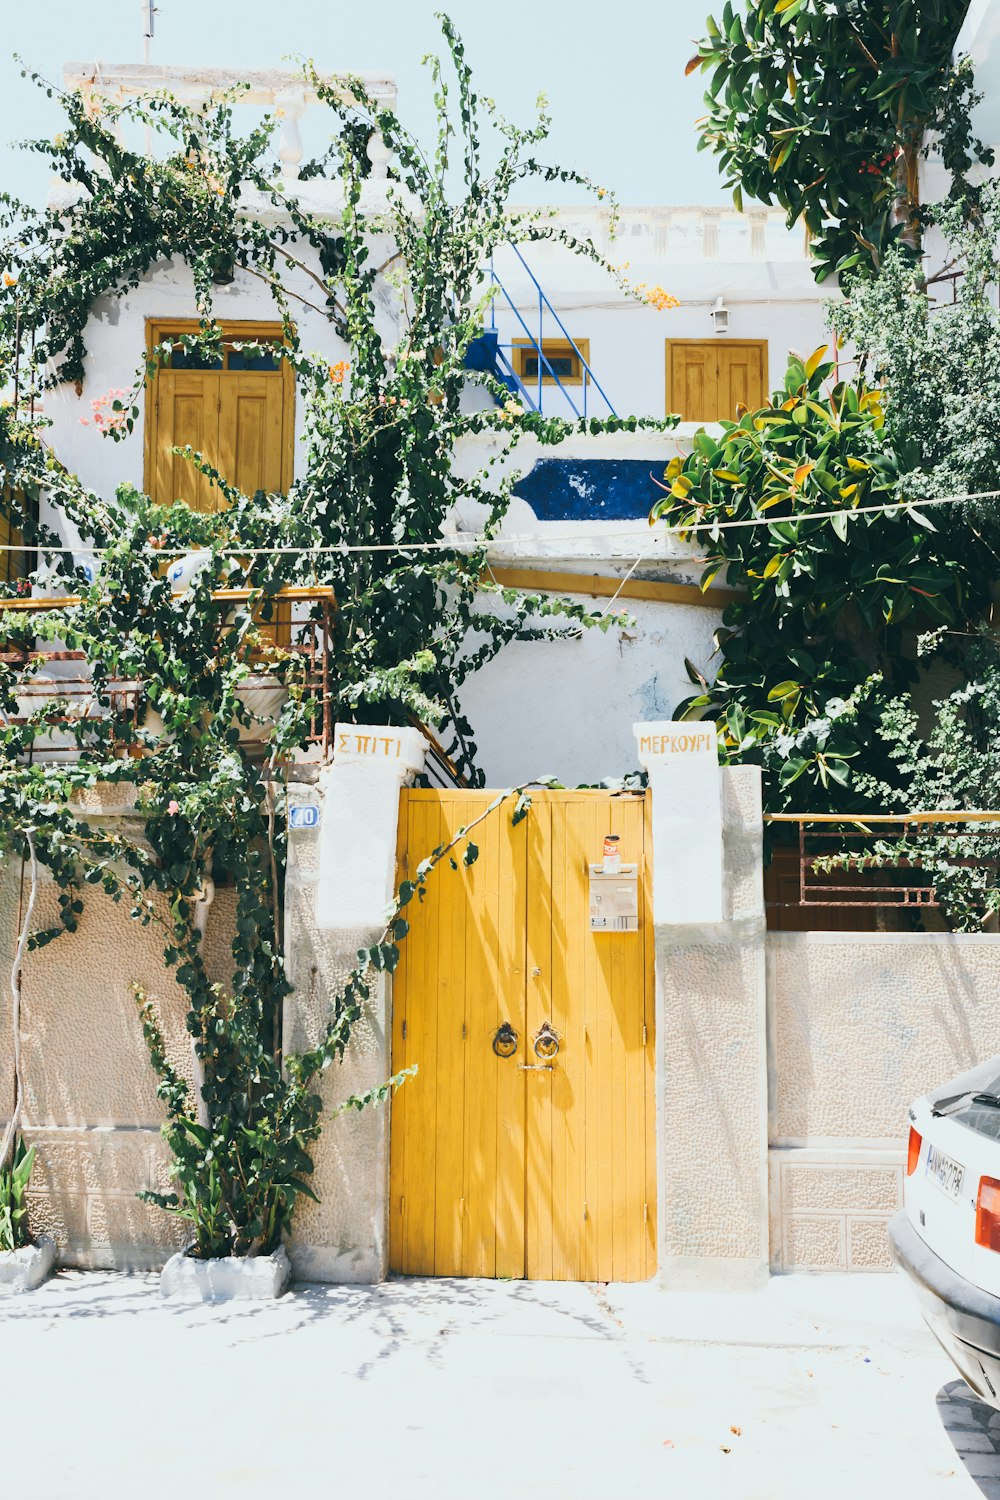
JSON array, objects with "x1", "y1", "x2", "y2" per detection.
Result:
[{"x1": 588, "y1": 863, "x2": 639, "y2": 932}]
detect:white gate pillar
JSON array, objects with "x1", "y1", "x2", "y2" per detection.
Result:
[
  {"x1": 635, "y1": 723, "x2": 769, "y2": 1290},
  {"x1": 282, "y1": 723, "x2": 427, "y2": 1283}
]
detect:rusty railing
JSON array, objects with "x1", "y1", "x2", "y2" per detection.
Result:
[
  {"x1": 764, "y1": 812, "x2": 1000, "y2": 931},
  {"x1": 0, "y1": 585, "x2": 337, "y2": 761}
]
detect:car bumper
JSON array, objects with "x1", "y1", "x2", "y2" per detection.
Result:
[{"x1": 890, "y1": 1209, "x2": 1000, "y2": 1404}]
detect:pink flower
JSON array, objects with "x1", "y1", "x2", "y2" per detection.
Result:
[{"x1": 167, "y1": 800, "x2": 180, "y2": 815}]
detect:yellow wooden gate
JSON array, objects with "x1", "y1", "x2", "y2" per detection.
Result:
[{"x1": 389, "y1": 789, "x2": 656, "y2": 1282}]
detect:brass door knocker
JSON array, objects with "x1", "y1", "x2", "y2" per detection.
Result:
[
  {"x1": 492, "y1": 1021, "x2": 519, "y2": 1059},
  {"x1": 533, "y1": 1021, "x2": 561, "y2": 1060}
]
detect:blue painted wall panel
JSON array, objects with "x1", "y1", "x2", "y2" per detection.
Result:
[{"x1": 513, "y1": 458, "x2": 665, "y2": 521}]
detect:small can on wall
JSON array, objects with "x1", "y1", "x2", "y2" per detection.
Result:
[{"x1": 602, "y1": 834, "x2": 621, "y2": 874}]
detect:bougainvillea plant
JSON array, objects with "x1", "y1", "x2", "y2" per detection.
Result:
[{"x1": 0, "y1": 18, "x2": 675, "y2": 1256}]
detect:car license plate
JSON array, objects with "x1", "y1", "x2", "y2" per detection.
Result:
[{"x1": 926, "y1": 1142, "x2": 965, "y2": 1201}]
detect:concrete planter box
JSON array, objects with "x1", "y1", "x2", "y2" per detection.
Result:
[
  {"x1": 160, "y1": 1244, "x2": 291, "y2": 1301},
  {"x1": 0, "y1": 1235, "x2": 56, "y2": 1293}
]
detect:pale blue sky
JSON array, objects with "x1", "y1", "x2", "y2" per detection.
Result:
[{"x1": 0, "y1": 0, "x2": 726, "y2": 209}]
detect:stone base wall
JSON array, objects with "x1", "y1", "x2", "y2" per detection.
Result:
[
  {"x1": 768, "y1": 1146, "x2": 904, "y2": 1272},
  {"x1": 767, "y1": 932, "x2": 1000, "y2": 1273},
  {"x1": 24, "y1": 1127, "x2": 189, "y2": 1271},
  {"x1": 0, "y1": 815, "x2": 238, "y2": 1271}
]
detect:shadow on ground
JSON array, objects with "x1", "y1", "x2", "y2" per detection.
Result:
[
  {"x1": 938, "y1": 1379, "x2": 1000, "y2": 1495},
  {"x1": 0, "y1": 1269, "x2": 620, "y2": 1378}
]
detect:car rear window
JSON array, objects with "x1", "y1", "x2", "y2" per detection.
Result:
[
  {"x1": 930, "y1": 1056, "x2": 1000, "y2": 1140},
  {"x1": 956, "y1": 1100, "x2": 1000, "y2": 1141}
]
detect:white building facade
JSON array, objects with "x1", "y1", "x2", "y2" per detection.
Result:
[{"x1": 33, "y1": 63, "x2": 835, "y2": 788}]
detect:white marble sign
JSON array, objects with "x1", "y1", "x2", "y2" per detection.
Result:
[{"x1": 634, "y1": 720, "x2": 723, "y2": 925}]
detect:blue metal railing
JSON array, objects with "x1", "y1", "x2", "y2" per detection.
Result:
[{"x1": 481, "y1": 243, "x2": 618, "y2": 419}]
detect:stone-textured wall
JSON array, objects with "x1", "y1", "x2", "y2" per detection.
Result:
[
  {"x1": 0, "y1": 815, "x2": 237, "y2": 1270},
  {"x1": 767, "y1": 933, "x2": 1000, "y2": 1271},
  {"x1": 654, "y1": 765, "x2": 769, "y2": 1289},
  {"x1": 281, "y1": 777, "x2": 392, "y2": 1284}
]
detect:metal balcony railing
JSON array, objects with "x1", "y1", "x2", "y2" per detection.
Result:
[{"x1": 478, "y1": 244, "x2": 618, "y2": 420}]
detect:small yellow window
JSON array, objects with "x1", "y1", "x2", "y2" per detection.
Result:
[{"x1": 512, "y1": 337, "x2": 590, "y2": 387}]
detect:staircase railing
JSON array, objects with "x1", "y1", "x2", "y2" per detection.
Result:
[{"x1": 484, "y1": 244, "x2": 618, "y2": 419}]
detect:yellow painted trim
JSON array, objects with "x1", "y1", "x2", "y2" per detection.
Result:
[
  {"x1": 512, "y1": 336, "x2": 591, "y2": 387},
  {"x1": 144, "y1": 318, "x2": 296, "y2": 502},
  {"x1": 484, "y1": 564, "x2": 741, "y2": 610}
]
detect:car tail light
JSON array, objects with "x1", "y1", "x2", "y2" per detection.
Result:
[
  {"x1": 907, "y1": 1127, "x2": 923, "y2": 1176},
  {"x1": 976, "y1": 1178, "x2": 1000, "y2": 1251}
]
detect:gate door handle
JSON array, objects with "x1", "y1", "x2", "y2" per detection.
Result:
[
  {"x1": 533, "y1": 1021, "x2": 561, "y2": 1059},
  {"x1": 492, "y1": 1021, "x2": 518, "y2": 1059}
]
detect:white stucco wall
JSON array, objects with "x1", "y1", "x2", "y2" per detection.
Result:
[
  {"x1": 458, "y1": 593, "x2": 723, "y2": 786},
  {"x1": 488, "y1": 296, "x2": 833, "y2": 424},
  {"x1": 32, "y1": 202, "x2": 833, "y2": 789},
  {"x1": 40, "y1": 254, "x2": 354, "y2": 542},
  {"x1": 489, "y1": 206, "x2": 835, "y2": 422}
]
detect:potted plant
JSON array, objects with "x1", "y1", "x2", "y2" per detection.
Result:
[{"x1": 0, "y1": 1138, "x2": 55, "y2": 1292}]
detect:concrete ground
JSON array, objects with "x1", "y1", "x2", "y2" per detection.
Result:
[{"x1": 2, "y1": 1269, "x2": 999, "y2": 1500}]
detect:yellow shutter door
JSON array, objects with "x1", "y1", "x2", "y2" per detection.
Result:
[
  {"x1": 145, "y1": 322, "x2": 295, "y2": 511},
  {"x1": 718, "y1": 342, "x2": 767, "y2": 420},
  {"x1": 666, "y1": 339, "x2": 769, "y2": 422},
  {"x1": 0, "y1": 487, "x2": 27, "y2": 583},
  {"x1": 667, "y1": 341, "x2": 718, "y2": 424},
  {"x1": 151, "y1": 371, "x2": 222, "y2": 512},
  {"x1": 218, "y1": 373, "x2": 287, "y2": 498}
]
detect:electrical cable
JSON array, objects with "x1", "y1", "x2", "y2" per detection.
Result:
[{"x1": 0, "y1": 482, "x2": 996, "y2": 557}]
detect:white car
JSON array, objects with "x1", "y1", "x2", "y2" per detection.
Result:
[{"x1": 891, "y1": 1056, "x2": 1000, "y2": 1406}]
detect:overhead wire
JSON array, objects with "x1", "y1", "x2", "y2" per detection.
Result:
[{"x1": 0, "y1": 482, "x2": 997, "y2": 558}]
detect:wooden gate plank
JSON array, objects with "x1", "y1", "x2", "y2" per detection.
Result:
[
  {"x1": 388, "y1": 790, "x2": 410, "y2": 1272},
  {"x1": 433, "y1": 798, "x2": 470, "y2": 1276},
  {"x1": 406, "y1": 795, "x2": 441, "y2": 1274},
  {"x1": 642, "y1": 794, "x2": 658, "y2": 1278},
  {"x1": 494, "y1": 802, "x2": 527, "y2": 1279},
  {"x1": 463, "y1": 794, "x2": 501, "y2": 1277},
  {"x1": 525, "y1": 796, "x2": 554, "y2": 1281}
]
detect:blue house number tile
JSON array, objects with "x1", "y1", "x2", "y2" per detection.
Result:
[{"x1": 289, "y1": 805, "x2": 320, "y2": 830}]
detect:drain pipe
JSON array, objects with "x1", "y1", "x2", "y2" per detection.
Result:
[{"x1": 190, "y1": 877, "x2": 215, "y2": 1130}]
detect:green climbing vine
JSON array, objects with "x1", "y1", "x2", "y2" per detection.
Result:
[{"x1": 0, "y1": 17, "x2": 674, "y2": 1257}]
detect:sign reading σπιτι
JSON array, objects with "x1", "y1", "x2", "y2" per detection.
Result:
[
  {"x1": 335, "y1": 729, "x2": 408, "y2": 758},
  {"x1": 331, "y1": 724, "x2": 428, "y2": 776}
]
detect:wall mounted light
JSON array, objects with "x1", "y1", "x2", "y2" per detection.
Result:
[{"x1": 711, "y1": 296, "x2": 730, "y2": 334}]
